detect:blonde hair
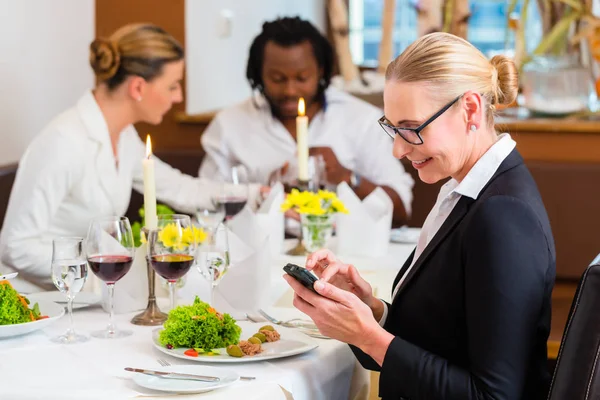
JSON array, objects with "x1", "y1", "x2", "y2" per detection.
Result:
[
  {"x1": 89, "y1": 23, "x2": 183, "y2": 89},
  {"x1": 385, "y1": 32, "x2": 518, "y2": 126}
]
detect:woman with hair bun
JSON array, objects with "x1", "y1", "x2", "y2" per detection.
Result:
[
  {"x1": 285, "y1": 32, "x2": 556, "y2": 399},
  {"x1": 0, "y1": 24, "x2": 259, "y2": 292}
]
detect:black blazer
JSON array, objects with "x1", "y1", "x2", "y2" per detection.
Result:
[{"x1": 352, "y1": 150, "x2": 556, "y2": 400}]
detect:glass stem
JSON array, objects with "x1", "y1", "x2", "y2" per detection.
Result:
[
  {"x1": 67, "y1": 295, "x2": 75, "y2": 339},
  {"x1": 210, "y1": 285, "x2": 215, "y2": 307},
  {"x1": 169, "y1": 281, "x2": 176, "y2": 310},
  {"x1": 107, "y1": 283, "x2": 116, "y2": 335}
]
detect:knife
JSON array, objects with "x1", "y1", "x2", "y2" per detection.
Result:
[
  {"x1": 0, "y1": 272, "x2": 18, "y2": 281},
  {"x1": 125, "y1": 367, "x2": 220, "y2": 382}
]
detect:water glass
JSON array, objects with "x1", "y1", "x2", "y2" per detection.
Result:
[
  {"x1": 50, "y1": 237, "x2": 89, "y2": 344},
  {"x1": 196, "y1": 224, "x2": 230, "y2": 306}
]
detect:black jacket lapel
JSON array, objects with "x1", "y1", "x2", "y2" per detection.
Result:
[
  {"x1": 391, "y1": 148, "x2": 524, "y2": 301},
  {"x1": 393, "y1": 196, "x2": 474, "y2": 300}
]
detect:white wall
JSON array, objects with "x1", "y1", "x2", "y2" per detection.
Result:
[
  {"x1": 0, "y1": 0, "x2": 95, "y2": 165},
  {"x1": 185, "y1": 0, "x2": 326, "y2": 114}
]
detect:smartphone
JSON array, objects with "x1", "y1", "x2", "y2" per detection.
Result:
[{"x1": 283, "y1": 263, "x2": 319, "y2": 294}]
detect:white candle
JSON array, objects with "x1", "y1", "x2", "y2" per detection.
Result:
[
  {"x1": 143, "y1": 135, "x2": 158, "y2": 229},
  {"x1": 296, "y1": 97, "x2": 309, "y2": 182}
]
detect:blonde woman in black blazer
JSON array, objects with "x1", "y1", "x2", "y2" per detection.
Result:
[{"x1": 285, "y1": 32, "x2": 555, "y2": 400}]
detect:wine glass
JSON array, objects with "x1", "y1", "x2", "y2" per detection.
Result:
[
  {"x1": 196, "y1": 202, "x2": 225, "y2": 234},
  {"x1": 148, "y1": 214, "x2": 197, "y2": 310},
  {"x1": 50, "y1": 237, "x2": 89, "y2": 344},
  {"x1": 214, "y1": 165, "x2": 249, "y2": 220},
  {"x1": 86, "y1": 216, "x2": 135, "y2": 339},
  {"x1": 196, "y1": 223, "x2": 230, "y2": 306}
]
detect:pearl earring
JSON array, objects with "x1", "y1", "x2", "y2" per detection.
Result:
[
  {"x1": 470, "y1": 125, "x2": 477, "y2": 132},
  {"x1": 137, "y1": 97, "x2": 142, "y2": 102}
]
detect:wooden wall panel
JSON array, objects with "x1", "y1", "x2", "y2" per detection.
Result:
[{"x1": 95, "y1": 0, "x2": 206, "y2": 154}]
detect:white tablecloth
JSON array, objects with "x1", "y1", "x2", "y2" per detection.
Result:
[{"x1": 0, "y1": 239, "x2": 415, "y2": 400}]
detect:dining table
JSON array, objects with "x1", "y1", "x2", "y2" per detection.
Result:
[{"x1": 0, "y1": 238, "x2": 416, "y2": 400}]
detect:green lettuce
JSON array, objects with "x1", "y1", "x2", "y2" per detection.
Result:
[
  {"x1": 0, "y1": 281, "x2": 35, "y2": 325},
  {"x1": 158, "y1": 297, "x2": 241, "y2": 350}
]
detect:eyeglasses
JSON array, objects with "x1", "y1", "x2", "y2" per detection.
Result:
[{"x1": 378, "y1": 95, "x2": 462, "y2": 145}]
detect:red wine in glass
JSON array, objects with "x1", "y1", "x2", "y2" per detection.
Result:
[
  {"x1": 151, "y1": 254, "x2": 194, "y2": 281},
  {"x1": 215, "y1": 196, "x2": 247, "y2": 220},
  {"x1": 88, "y1": 255, "x2": 133, "y2": 283}
]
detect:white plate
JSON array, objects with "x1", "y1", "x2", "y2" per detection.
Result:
[
  {"x1": 131, "y1": 365, "x2": 239, "y2": 394},
  {"x1": 0, "y1": 300, "x2": 65, "y2": 338},
  {"x1": 153, "y1": 321, "x2": 318, "y2": 363},
  {"x1": 26, "y1": 291, "x2": 101, "y2": 309}
]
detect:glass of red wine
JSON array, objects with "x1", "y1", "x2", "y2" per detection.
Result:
[
  {"x1": 148, "y1": 214, "x2": 197, "y2": 311},
  {"x1": 214, "y1": 165, "x2": 249, "y2": 220},
  {"x1": 85, "y1": 216, "x2": 135, "y2": 339}
]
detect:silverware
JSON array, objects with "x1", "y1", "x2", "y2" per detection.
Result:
[
  {"x1": 0, "y1": 272, "x2": 18, "y2": 281},
  {"x1": 157, "y1": 359, "x2": 256, "y2": 381},
  {"x1": 125, "y1": 367, "x2": 220, "y2": 382},
  {"x1": 254, "y1": 310, "x2": 331, "y2": 340},
  {"x1": 257, "y1": 309, "x2": 316, "y2": 329}
]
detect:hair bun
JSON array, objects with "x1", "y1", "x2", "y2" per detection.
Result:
[
  {"x1": 489, "y1": 55, "x2": 518, "y2": 106},
  {"x1": 89, "y1": 38, "x2": 120, "y2": 81}
]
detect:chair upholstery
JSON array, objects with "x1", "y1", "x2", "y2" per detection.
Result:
[
  {"x1": 0, "y1": 163, "x2": 18, "y2": 232},
  {"x1": 548, "y1": 262, "x2": 600, "y2": 399}
]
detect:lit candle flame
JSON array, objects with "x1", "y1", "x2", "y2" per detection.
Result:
[
  {"x1": 298, "y1": 97, "x2": 306, "y2": 117},
  {"x1": 145, "y1": 135, "x2": 152, "y2": 159}
]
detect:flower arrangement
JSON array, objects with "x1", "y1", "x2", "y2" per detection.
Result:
[
  {"x1": 158, "y1": 223, "x2": 207, "y2": 250},
  {"x1": 280, "y1": 189, "x2": 349, "y2": 215},
  {"x1": 281, "y1": 189, "x2": 348, "y2": 252},
  {"x1": 131, "y1": 204, "x2": 207, "y2": 248}
]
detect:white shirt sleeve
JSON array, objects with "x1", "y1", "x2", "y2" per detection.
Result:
[
  {"x1": 353, "y1": 114, "x2": 414, "y2": 216},
  {"x1": 378, "y1": 298, "x2": 389, "y2": 327},
  {"x1": 0, "y1": 132, "x2": 77, "y2": 285},
  {"x1": 130, "y1": 135, "x2": 261, "y2": 213},
  {"x1": 198, "y1": 114, "x2": 232, "y2": 181}
]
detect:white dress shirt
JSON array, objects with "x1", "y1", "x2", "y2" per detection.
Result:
[
  {"x1": 0, "y1": 91, "x2": 258, "y2": 292},
  {"x1": 379, "y1": 133, "x2": 517, "y2": 325},
  {"x1": 199, "y1": 87, "x2": 414, "y2": 214}
]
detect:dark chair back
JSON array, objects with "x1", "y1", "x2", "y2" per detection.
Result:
[
  {"x1": 548, "y1": 262, "x2": 600, "y2": 399},
  {"x1": 0, "y1": 163, "x2": 18, "y2": 232}
]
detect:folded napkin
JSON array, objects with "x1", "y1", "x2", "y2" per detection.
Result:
[
  {"x1": 336, "y1": 182, "x2": 393, "y2": 257},
  {"x1": 214, "y1": 207, "x2": 272, "y2": 313},
  {"x1": 256, "y1": 182, "x2": 285, "y2": 255},
  {"x1": 179, "y1": 207, "x2": 272, "y2": 314}
]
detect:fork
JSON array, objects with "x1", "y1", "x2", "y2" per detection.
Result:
[
  {"x1": 157, "y1": 359, "x2": 256, "y2": 381},
  {"x1": 255, "y1": 310, "x2": 331, "y2": 339},
  {"x1": 256, "y1": 309, "x2": 316, "y2": 329}
]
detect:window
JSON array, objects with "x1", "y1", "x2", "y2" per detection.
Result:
[{"x1": 349, "y1": 0, "x2": 543, "y2": 66}]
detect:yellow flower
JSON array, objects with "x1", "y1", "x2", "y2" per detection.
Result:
[
  {"x1": 317, "y1": 190, "x2": 336, "y2": 201},
  {"x1": 180, "y1": 226, "x2": 207, "y2": 247},
  {"x1": 280, "y1": 189, "x2": 348, "y2": 216},
  {"x1": 158, "y1": 223, "x2": 184, "y2": 250},
  {"x1": 331, "y1": 198, "x2": 349, "y2": 214},
  {"x1": 192, "y1": 226, "x2": 208, "y2": 245}
]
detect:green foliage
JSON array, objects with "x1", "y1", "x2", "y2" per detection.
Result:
[
  {"x1": 0, "y1": 282, "x2": 36, "y2": 325},
  {"x1": 131, "y1": 204, "x2": 175, "y2": 247},
  {"x1": 158, "y1": 297, "x2": 241, "y2": 350}
]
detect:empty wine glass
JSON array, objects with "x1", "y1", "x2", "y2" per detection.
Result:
[
  {"x1": 50, "y1": 237, "x2": 89, "y2": 344},
  {"x1": 196, "y1": 223, "x2": 230, "y2": 306},
  {"x1": 196, "y1": 202, "x2": 225, "y2": 234},
  {"x1": 86, "y1": 216, "x2": 135, "y2": 339},
  {"x1": 148, "y1": 214, "x2": 197, "y2": 310},
  {"x1": 214, "y1": 165, "x2": 249, "y2": 220}
]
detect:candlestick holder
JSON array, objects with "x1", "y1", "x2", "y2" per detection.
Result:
[{"x1": 131, "y1": 228, "x2": 167, "y2": 326}]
